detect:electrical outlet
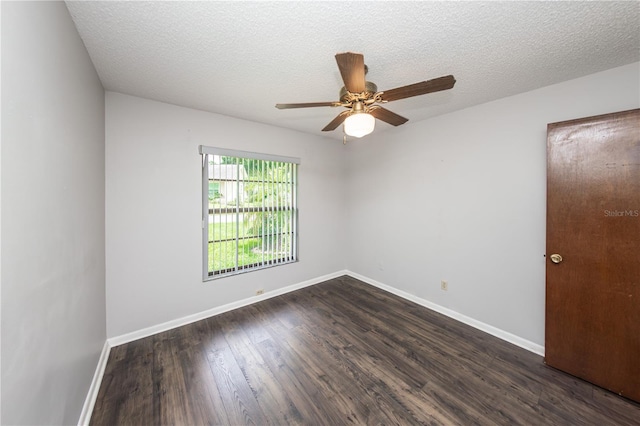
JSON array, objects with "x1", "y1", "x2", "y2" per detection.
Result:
[
  {"x1": 441, "y1": 280, "x2": 448, "y2": 291},
  {"x1": 256, "y1": 289, "x2": 264, "y2": 296}
]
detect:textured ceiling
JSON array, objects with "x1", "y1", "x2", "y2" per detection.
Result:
[{"x1": 65, "y1": 1, "x2": 640, "y2": 140}]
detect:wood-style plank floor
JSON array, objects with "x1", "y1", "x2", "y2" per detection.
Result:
[{"x1": 91, "y1": 276, "x2": 640, "y2": 425}]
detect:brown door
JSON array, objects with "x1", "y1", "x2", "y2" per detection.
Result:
[{"x1": 545, "y1": 108, "x2": 640, "y2": 402}]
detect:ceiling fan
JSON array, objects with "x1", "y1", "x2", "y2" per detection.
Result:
[{"x1": 275, "y1": 52, "x2": 456, "y2": 139}]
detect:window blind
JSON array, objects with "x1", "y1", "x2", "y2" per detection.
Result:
[{"x1": 200, "y1": 146, "x2": 299, "y2": 280}]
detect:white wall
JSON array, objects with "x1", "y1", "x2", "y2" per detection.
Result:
[
  {"x1": 345, "y1": 62, "x2": 640, "y2": 347},
  {"x1": 1, "y1": 2, "x2": 106, "y2": 425},
  {"x1": 105, "y1": 92, "x2": 346, "y2": 337}
]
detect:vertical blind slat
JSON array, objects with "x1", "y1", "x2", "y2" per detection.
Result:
[{"x1": 261, "y1": 159, "x2": 265, "y2": 267}]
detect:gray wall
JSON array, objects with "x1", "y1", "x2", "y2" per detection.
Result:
[
  {"x1": 105, "y1": 92, "x2": 347, "y2": 337},
  {"x1": 345, "y1": 62, "x2": 640, "y2": 348},
  {"x1": 104, "y1": 63, "x2": 639, "y2": 346},
  {"x1": 1, "y1": 2, "x2": 106, "y2": 424}
]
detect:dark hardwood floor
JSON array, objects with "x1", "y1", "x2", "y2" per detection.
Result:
[{"x1": 91, "y1": 276, "x2": 640, "y2": 425}]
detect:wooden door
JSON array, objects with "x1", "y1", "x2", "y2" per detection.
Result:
[{"x1": 545, "y1": 108, "x2": 640, "y2": 402}]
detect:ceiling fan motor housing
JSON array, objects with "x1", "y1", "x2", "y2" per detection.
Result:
[{"x1": 339, "y1": 81, "x2": 378, "y2": 103}]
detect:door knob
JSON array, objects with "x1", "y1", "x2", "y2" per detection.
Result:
[{"x1": 550, "y1": 254, "x2": 563, "y2": 264}]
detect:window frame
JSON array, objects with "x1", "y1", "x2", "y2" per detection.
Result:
[{"x1": 199, "y1": 145, "x2": 300, "y2": 281}]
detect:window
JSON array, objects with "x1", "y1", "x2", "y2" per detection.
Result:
[{"x1": 200, "y1": 146, "x2": 299, "y2": 280}]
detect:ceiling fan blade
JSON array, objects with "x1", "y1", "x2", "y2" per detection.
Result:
[
  {"x1": 380, "y1": 75, "x2": 456, "y2": 102},
  {"x1": 369, "y1": 107, "x2": 409, "y2": 126},
  {"x1": 322, "y1": 110, "x2": 350, "y2": 132},
  {"x1": 335, "y1": 52, "x2": 366, "y2": 93},
  {"x1": 275, "y1": 102, "x2": 337, "y2": 109}
]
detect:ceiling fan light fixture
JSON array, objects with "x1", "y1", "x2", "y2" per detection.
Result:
[{"x1": 344, "y1": 112, "x2": 375, "y2": 138}]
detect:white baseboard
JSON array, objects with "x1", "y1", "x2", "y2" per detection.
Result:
[
  {"x1": 84, "y1": 269, "x2": 544, "y2": 424},
  {"x1": 107, "y1": 270, "x2": 349, "y2": 347},
  {"x1": 345, "y1": 271, "x2": 545, "y2": 356},
  {"x1": 107, "y1": 268, "x2": 544, "y2": 354},
  {"x1": 77, "y1": 341, "x2": 111, "y2": 426}
]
